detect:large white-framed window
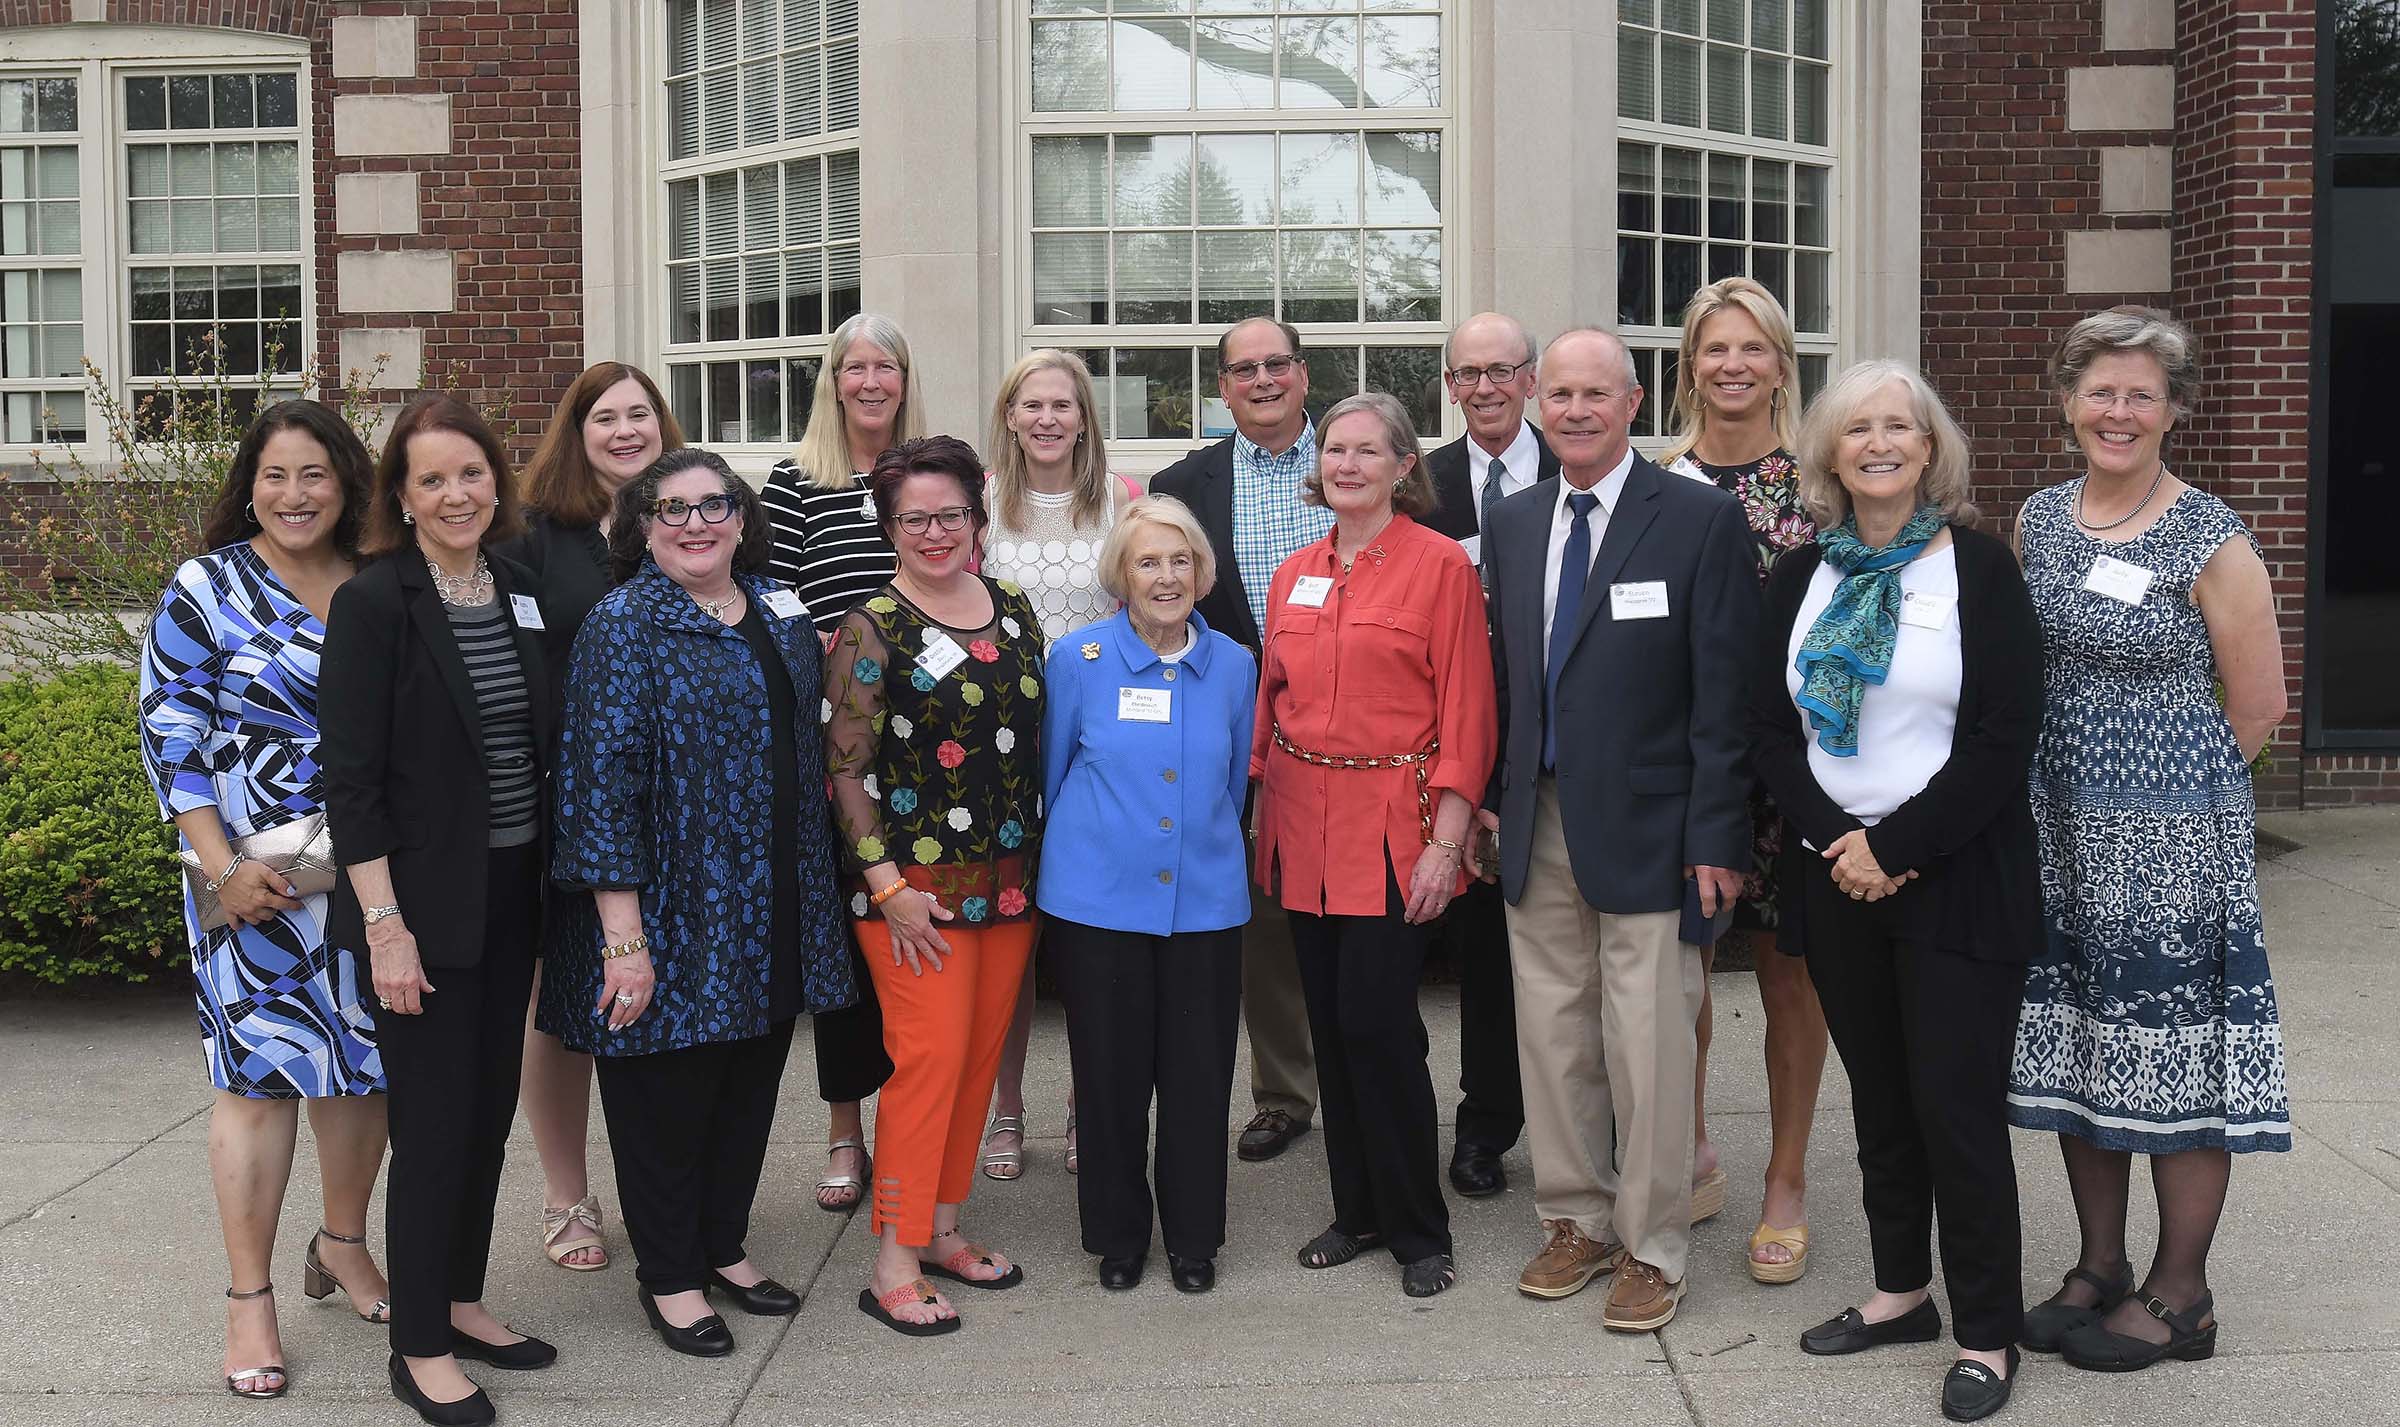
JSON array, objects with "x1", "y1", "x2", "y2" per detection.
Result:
[
  {"x1": 657, "y1": 0, "x2": 861, "y2": 452},
  {"x1": 0, "y1": 30, "x2": 310, "y2": 458},
  {"x1": 1615, "y1": 0, "x2": 1835, "y2": 438},
  {"x1": 1015, "y1": 1, "x2": 1458, "y2": 459}
]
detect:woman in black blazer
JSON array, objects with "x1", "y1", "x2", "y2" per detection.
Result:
[
  {"x1": 321, "y1": 395, "x2": 558, "y2": 1427},
  {"x1": 1745, "y1": 361, "x2": 2041, "y2": 1425}
]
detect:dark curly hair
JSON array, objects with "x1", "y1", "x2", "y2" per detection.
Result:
[
  {"x1": 200, "y1": 399, "x2": 374, "y2": 556},
  {"x1": 605, "y1": 447, "x2": 772, "y2": 584},
  {"x1": 868, "y1": 435, "x2": 988, "y2": 538}
]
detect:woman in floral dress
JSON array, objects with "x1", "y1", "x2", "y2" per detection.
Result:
[
  {"x1": 824, "y1": 435, "x2": 1046, "y2": 1336},
  {"x1": 1660, "y1": 276, "x2": 1830, "y2": 1283}
]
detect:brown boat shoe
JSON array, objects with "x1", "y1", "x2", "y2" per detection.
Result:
[
  {"x1": 1602, "y1": 1258, "x2": 1686, "y2": 1332},
  {"x1": 1517, "y1": 1218, "x2": 1626, "y2": 1300}
]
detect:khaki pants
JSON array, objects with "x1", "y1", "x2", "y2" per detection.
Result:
[
  {"x1": 1244, "y1": 881, "x2": 1317, "y2": 1122},
  {"x1": 1506, "y1": 778, "x2": 1705, "y2": 1281}
]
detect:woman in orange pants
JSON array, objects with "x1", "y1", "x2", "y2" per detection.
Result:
[{"x1": 823, "y1": 435, "x2": 1046, "y2": 1335}]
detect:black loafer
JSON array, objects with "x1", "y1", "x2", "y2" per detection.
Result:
[
  {"x1": 707, "y1": 1268, "x2": 800, "y2": 1316},
  {"x1": 1801, "y1": 1298, "x2": 1943, "y2": 1356},
  {"x1": 447, "y1": 1327, "x2": 557, "y2": 1370},
  {"x1": 1097, "y1": 1254, "x2": 1147, "y2": 1290},
  {"x1": 1237, "y1": 1108, "x2": 1309, "y2": 1162},
  {"x1": 639, "y1": 1288, "x2": 735, "y2": 1358},
  {"x1": 1167, "y1": 1255, "x2": 1214, "y2": 1293},
  {"x1": 1942, "y1": 1346, "x2": 2020, "y2": 1422},
  {"x1": 1448, "y1": 1143, "x2": 1507, "y2": 1197},
  {"x1": 389, "y1": 1353, "x2": 494, "y2": 1427}
]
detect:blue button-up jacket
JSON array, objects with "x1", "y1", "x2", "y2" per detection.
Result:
[{"x1": 1037, "y1": 609, "x2": 1256, "y2": 936}]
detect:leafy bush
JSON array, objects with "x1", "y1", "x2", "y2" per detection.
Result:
[{"x1": 0, "y1": 664, "x2": 182, "y2": 983}]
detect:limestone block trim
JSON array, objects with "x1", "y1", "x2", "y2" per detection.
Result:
[
  {"x1": 338, "y1": 327, "x2": 426, "y2": 389},
  {"x1": 335, "y1": 250, "x2": 456, "y2": 315},
  {"x1": 2065, "y1": 228, "x2": 2171, "y2": 294},
  {"x1": 2099, "y1": 145, "x2": 2173, "y2": 215},
  {"x1": 2066, "y1": 65, "x2": 2174, "y2": 133},
  {"x1": 2102, "y1": 0, "x2": 2174, "y2": 52},
  {"x1": 331, "y1": 16, "x2": 418, "y2": 80},
  {"x1": 334, "y1": 172, "x2": 420, "y2": 236},
  {"x1": 332, "y1": 94, "x2": 450, "y2": 159}
]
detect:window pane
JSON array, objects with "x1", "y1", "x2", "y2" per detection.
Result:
[
  {"x1": 668, "y1": 78, "x2": 699, "y2": 159},
  {"x1": 671, "y1": 364, "x2": 702, "y2": 434},
  {"x1": 1277, "y1": 16, "x2": 1357, "y2": 109},
  {"x1": 1280, "y1": 130, "x2": 1357, "y2": 224},
  {"x1": 1363, "y1": 229, "x2": 1437, "y2": 322},
  {"x1": 670, "y1": 265, "x2": 701, "y2": 343},
  {"x1": 787, "y1": 355, "x2": 820, "y2": 439},
  {"x1": 709, "y1": 360, "x2": 743, "y2": 442},
  {"x1": 1795, "y1": 60, "x2": 1828, "y2": 145},
  {"x1": 257, "y1": 197, "x2": 298, "y2": 251},
  {"x1": 746, "y1": 358, "x2": 783, "y2": 441},
  {"x1": 702, "y1": 0, "x2": 737, "y2": 65},
  {"x1": 1197, "y1": 230, "x2": 1273, "y2": 324},
  {"x1": 1619, "y1": 25, "x2": 1656, "y2": 122},
  {"x1": 1617, "y1": 235, "x2": 1655, "y2": 326},
  {"x1": 669, "y1": 179, "x2": 698, "y2": 260},
  {"x1": 787, "y1": 0, "x2": 823, "y2": 46},
  {"x1": 1116, "y1": 346, "x2": 1193, "y2": 438},
  {"x1": 1794, "y1": 249, "x2": 1827, "y2": 332},
  {"x1": 782, "y1": 158, "x2": 821, "y2": 245},
  {"x1": 1114, "y1": 133, "x2": 1193, "y2": 226},
  {"x1": 172, "y1": 145, "x2": 212, "y2": 197},
  {"x1": 785, "y1": 49, "x2": 822, "y2": 139},
  {"x1": 217, "y1": 265, "x2": 256, "y2": 318},
  {"x1": 169, "y1": 76, "x2": 210, "y2": 129},
  {"x1": 1753, "y1": 0, "x2": 1788, "y2": 51},
  {"x1": 127, "y1": 145, "x2": 167, "y2": 199},
  {"x1": 260, "y1": 265, "x2": 300, "y2": 319},
  {"x1": 1298, "y1": 344, "x2": 1357, "y2": 429},
  {"x1": 1661, "y1": 147, "x2": 1701, "y2": 235},
  {"x1": 1034, "y1": 232, "x2": 1107, "y2": 323},
  {"x1": 1661, "y1": 0, "x2": 1703, "y2": 36},
  {"x1": 1195, "y1": 19, "x2": 1275, "y2": 108},
  {"x1": 1115, "y1": 231, "x2": 1193, "y2": 323},
  {"x1": 1032, "y1": 135, "x2": 1108, "y2": 227},
  {"x1": 1031, "y1": 20, "x2": 1110, "y2": 111},
  {"x1": 703, "y1": 172, "x2": 738, "y2": 253},
  {"x1": 827, "y1": 151, "x2": 860, "y2": 237},
  {"x1": 706, "y1": 259, "x2": 739, "y2": 340},
  {"x1": 1280, "y1": 228, "x2": 1358, "y2": 322},
  {"x1": 1622, "y1": 0, "x2": 1657, "y2": 23},
  {"x1": 130, "y1": 267, "x2": 170, "y2": 320},
  {"x1": 259, "y1": 141, "x2": 298, "y2": 193},
  {"x1": 1752, "y1": 246, "x2": 1787, "y2": 307},
  {"x1": 825, "y1": 40, "x2": 860, "y2": 128},
  {"x1": 126, "y1": 77, "x2": 166, "y2": 131},
  {"x1": 1661, "y1": 36, "x2": 1702, "y2": 127},
  {"x1": 826, "y1": 242, "x2": 860, "y2": 325},
  {"x1": 1708, "y1": 153, "x2": 1743, "y2": 238},
  {"x1": 1364, "y1": 130, "x2": 1438, "y2": 223},
  {"x1": 744, "y1": 165, "x2": 779, "y2": 248},
  {"x1": 669, "y1": 0, "x2": 702, "y2": 74},
  {"x1": 745, "y1": 253, "x2": 782, "y2": 337},
  {"x1": 784, "y1": 248, "x2": 823, "y2": 335},
  {"x1": 42, "y1": 268, "x2": 78, "y2": 320},
  {"x1": 255, "y1": 75, "x2": 297, "y2": 128},
  {"x1": 215, "y1": 141, "x2": 257, "y2": 195},
  {"x1": 1708, "y1": 0, "x2": 1744, "y2": 42},
  {"x1": 1752, "y1": 158, "x2": 1788, "y2": 242},
  {"x1": 1706, "y1": 44, "x2": 1744, "y2": 133},
  {"x1": 741, "y1": 59, "x2": 779, "y2": 147},
  {"x1": 212, "y1": 75, "x2": 254, "y2": 129},
  {"x1": 1707, "y1": 242, "x2": 1744, "y2": 282},
  {"x1": 1795, "y1": 163, "x2": 1827, "y2": 245},
  {"x1": 1619, "y1": 142, "x2": 1655, "y2": 232},
  {"x1": 1663, "y1": 239, "x2": 1701, "y2": 319},
  {"x1": 1195, "y1": 132, "x2": 1273, "y2": 223},
  {"x1": 1365, "y1": 345, "x2": 1442, "y2": 436},
  {"x1": 1752, "y1": 53, "x2": 1788, "y2": 140},
  {"x1": 1116, "y1": 20, "x2": 1195, "y2": 110},
  {"x1": 1792, "y1": 0, "x2": 1827, "y2": 58},
  {"x1": 214, "y1": 197, "x2": 256, "y2": 251},
  {"x1": 1361, "y1": 16, "x2": 1438, "y2": 108},
  {"x1": 172, "y1": 198, "x2": 212, "y2": 254}
]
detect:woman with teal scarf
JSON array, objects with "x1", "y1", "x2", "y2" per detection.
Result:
[{"x1": 1745, "y1": 360, "x2": 2045, "y2": 1424}]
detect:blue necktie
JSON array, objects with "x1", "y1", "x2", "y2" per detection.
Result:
[
  {"x1": 1543, "y1": 491, "x2": 1600, "y2": 772},
  {"x1": 1477, "y1": 456, "x2": 1508, "y2": 558}
]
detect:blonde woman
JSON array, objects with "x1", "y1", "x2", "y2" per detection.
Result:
[
  {"x1": 977, "y1": 349, "x2": 1139, "y2": 1182},
  {"x1": 1660, "y1": 276, "x2": 1830, "y2": 1285},
  {"x1": 759, "y1": 311, "x2": 926, "y2": 1215}
]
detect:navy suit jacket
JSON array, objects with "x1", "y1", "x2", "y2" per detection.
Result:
[
  {"x1": 1484, "y1": 454, "x2": 1759, "y2": 914},
  {"x1": 1421, "y1": 427, "x2": 1561, "y2": 543},
  {"x1": 1148, "y1": 437, "x2": 1260, "y2": 650}
]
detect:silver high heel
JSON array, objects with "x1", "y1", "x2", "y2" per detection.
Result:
[
  {"x1": 224, "y1": 1283, "x2": 287, "y2": 1399},
  {"x1": 303, "y1": 1227, "x2": 391, "y2": 1323}
]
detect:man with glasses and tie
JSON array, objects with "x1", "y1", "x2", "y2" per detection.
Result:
[
  {"x1": 1420, "y1": 312, "x2": 1559, "y2": 1199},
  {"x1": 1475, "y1": 327, "x2": 1756, "y2": 1331},
  {"x1": 1151, "y1": 316, "x2": 1327, "y2": 1164}
]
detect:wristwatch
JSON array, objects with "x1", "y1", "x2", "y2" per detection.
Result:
[{"x1": 363, "y1": 904, "x2": 403, "y2": 924}]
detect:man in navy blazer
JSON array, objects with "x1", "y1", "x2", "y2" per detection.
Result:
[
  {"x1": 1417, "y1": 311, "x2": 1558, "y2": 1200},
  {"x1": 1477, "y1": 327, "x2": 1757, "y2": 1331}
]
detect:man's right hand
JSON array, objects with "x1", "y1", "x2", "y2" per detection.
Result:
[{"x1": 1472, "y1": 807, "x2": 1501, "y2": 883}]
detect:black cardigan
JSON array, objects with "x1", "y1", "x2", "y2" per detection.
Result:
[{"x1": 1744, "y1": 524, "x2": 2044, "y2": 963}]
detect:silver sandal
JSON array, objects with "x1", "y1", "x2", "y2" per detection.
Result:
[
  {"x1": 981, "y1": 1115, "x2": 1026, "y2": 1181},
  {"x1": 304, "y1": 1226, "x2": 394, "y2": 1318},
  {"x1": 539, "y1": 1193, "x2": 610, "y2": 1271},
  {"x1": 817, "y1": 1137, "x2": 871, "y2": 1213}
]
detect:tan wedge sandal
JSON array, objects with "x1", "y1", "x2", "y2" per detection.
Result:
[{"x1": 540, "y1": 1194, "x2": 610, "y2": 1271}]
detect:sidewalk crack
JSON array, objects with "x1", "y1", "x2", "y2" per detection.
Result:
[{"x1": 0, "y1": 1101, "x2": 208, "y2": 1235}]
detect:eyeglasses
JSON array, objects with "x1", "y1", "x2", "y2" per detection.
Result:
[
  {"x1": 2075, "y1": 388, "x2": 2165, "y2": 414},
  {"x1": 1219, "y1": 354, "x2": 1298, "y2": 383},
  {"x1": 649, "y1": 494, "x2": 737, "y2": 526},
  {"x1": 1446, "y1": 362, "x2": 1525, "y2": 388},
  {"x1": 893, "y1": 506, "x2": 973, "y2": 536}
]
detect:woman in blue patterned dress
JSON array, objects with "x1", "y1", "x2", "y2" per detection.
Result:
[
  {"x1": 547, "y1": 449, "x2": 857, "y2": 1358},
  {"x1": 139, "y1": 399, "x2": 391, "y2": 1400},
  {"x1": 2007, "y1": 307, "x2": 2291, "y2": 1373}
]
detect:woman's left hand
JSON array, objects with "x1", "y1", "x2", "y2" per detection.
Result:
[
  {"x1": 597, "y1": 950, "x2": 657, "y2": 1032},
  {"x1": 1404, "y1": 841, "x2": 1463, "y2": 924},
  {"x1": 1823, "y1": 829, "x2": 1914, "y2": 900}
]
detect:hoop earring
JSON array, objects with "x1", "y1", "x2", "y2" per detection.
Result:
[{"x1": 244, "y1": 501, "x2": 256, "y2": 524}]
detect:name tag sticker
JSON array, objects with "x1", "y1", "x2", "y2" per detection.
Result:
[
  {"x1": 1118, "y1": 687, "x2": 1172, "y2": 723},
  {"x1": 509, "y1": 594, "x2": 545, "y2": 630},
  {"x1": 2082, "y1": 554, "x2": 2155, "y2": 606},
  {"x1": 1609, "y1": 580, "x2": 1670, "y2": 620},
  {"x1": 1458, "y1": 533, "x2": 1482, "y2": 566},
  {"x1": 916, "y1": 630, "x2": 969, "y2": 681},
  {"x1": 763, "y1": 589, "x2": 807, "y2": 621},
  {"x1": 1288, "y1": 575, "x2": 1334, "y2": 608},
  {"x1": 1898, "y1": 589, "x2": 1956, "y2": 630}
]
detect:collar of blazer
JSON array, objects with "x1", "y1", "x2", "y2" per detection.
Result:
[
  {"x1": 1501, "y1": 453, "x2": 1669, "y2": 672},
  {"x1": 397, "y1": 548, "x2": 550, "y2": 761}
]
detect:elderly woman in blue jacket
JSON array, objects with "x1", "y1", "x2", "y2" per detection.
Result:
[
  {"x1": 1040, "y1": 494, "x2": 1256, "y2": 1296},
  {"x1": 547, "y1": 449, "x2": 857, "y2": 1359}
]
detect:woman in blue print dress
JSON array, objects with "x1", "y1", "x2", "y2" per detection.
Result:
[
  {"x1": 547, "y1": 450, "x2": 857, "y2": 1358},
  {"x1": 138, "y1": 400, "x2": 392, "y2": 1401},
  {"x1": 2007, "y1": 308, "x2": 2291, "y2": 1374}
]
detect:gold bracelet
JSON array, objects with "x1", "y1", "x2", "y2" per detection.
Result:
[
  {"x1": 870, "y1": 879, "x2": 909, "y2": 907},
  {"x1": 1427, "y1": 837, "x2": 1464, "y2": 853},
  {"x1": 601, "y1": 933, "x2": 649, "y2": 960}
]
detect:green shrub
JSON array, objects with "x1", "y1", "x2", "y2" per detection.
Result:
[{"x1": 0, "y1": 664, "x2": 182, "y2": 983}]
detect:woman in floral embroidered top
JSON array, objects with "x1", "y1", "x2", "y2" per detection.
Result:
[
  {"x1": 1659, "y1": 276, "x2": 1830, "y2": 1285},
  {"x1": 823, "y1": 435, "x2": 1045, "y2": 1336}
]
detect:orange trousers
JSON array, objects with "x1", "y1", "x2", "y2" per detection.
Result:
[{"x1": 855, "y1": 919, "x2": 1037, "y2": 1247}]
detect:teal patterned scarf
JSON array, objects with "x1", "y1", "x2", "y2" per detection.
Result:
[{"x1": 1793, "y1": 505, "x2": 1948, "y2": 758}]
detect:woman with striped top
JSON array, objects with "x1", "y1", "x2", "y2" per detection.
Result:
[
  {"x1": 321, "y1": 396, "x2": 560, "y2": 1426},
  {"x1": 760, "y1": 310, "x2": 925, "y2": 1214}
]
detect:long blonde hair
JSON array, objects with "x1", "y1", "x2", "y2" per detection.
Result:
[
  {"x1": 987, "y1": 349, "x2": 1113, "y2": 530},
  {"x1": 1658, "y1": 276, "x2": 1803, "y2": 468},
  {"x1": 792, "y1": 312, "x2": 925, "y2": 491}
]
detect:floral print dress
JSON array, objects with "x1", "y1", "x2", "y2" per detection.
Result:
[
  {"x1": 1675, "y1": 448, "x2": 1815, "y2": 935},
  {"x1": 824, "y1": 576, "x2": 1046, "y2": 925}
]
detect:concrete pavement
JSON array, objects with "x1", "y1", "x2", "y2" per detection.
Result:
[{"x1": 3, "y1": 806, "x2": 2395, "y2": 1426}]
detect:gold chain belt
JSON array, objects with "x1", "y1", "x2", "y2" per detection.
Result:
[{"x1": 1270, "y1": 724, "x2": 1439, "y2": 844}]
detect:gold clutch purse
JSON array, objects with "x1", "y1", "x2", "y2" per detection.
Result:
[{"x1": 180, "y1": 813, "x2": 339, "y2": 931}]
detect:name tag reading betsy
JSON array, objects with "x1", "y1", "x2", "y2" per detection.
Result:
[
  {"x1": 509, "y1": 594, "x2": 545, "y2": 630},
  {"x1": 763, "y1": 589, "x2": 807, "y2": 621},
  {"x1": 916, "y1": 629, "x2": 969, "y2": 680},
  {"x1": 1898, "y1": 589, "x2": 1956, "y2": 630},
  {"x1": 1118, "y1": 687, "x2": 1172, "y2": 723},
  {"x1": 1287, "y1": 575, "x2": 1335, "y2": 608},
  {"x1": 2082, "y1": 554, "x2": 2155, "y2": 606},
  {"x1": 1610, "y1": 581, "x2": 1670, "y2": 620}
]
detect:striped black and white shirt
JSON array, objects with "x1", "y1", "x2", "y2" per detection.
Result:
[
  {"x1": 443, "y1": 597, "x2": 539, "y2": 847},
  {"x1": 761, "y1": 459, "x2": 897, "y2": 636}
]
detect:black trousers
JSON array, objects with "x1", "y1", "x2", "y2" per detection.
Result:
[
  {"x1": 1050, "y1": 916, "x2": 1241, "y2": 1262},
  {"x1": 594, "y1": 1019, "x2": 796, "y2": 1295},
  {"x1": 1286, "y1": 875, "x2": 1449, "y2": 1264},
  {"x1": 381, "y1": 843, "x2": 540, "y2": 1358},
  {"x1": 1802, "y1": 871, "x2": 2025, "y2": 1351},
  {"x1": 813, "y1": 934, "x2": 892, "y2": 1103},
  {"x1": 1440, "y1": 877, "x2": 1523, "y2": 1153}
]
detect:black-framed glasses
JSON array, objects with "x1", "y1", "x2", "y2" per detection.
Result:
[
  {"x1": 1447, "y1": 361, "x2": 1525, "y2": 388},
  {"x1": 1219, "y1": 354, "x2": 1298, "y2": 383},
  {"x1": 650, "y1": 494, "x2": 737, "y2": 526},
  {"x1": 893, "y1": 506, "x2": 972, "y2": 536}
]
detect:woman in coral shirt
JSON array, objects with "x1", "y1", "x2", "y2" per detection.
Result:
[{"x1": 1250, "y1": 391, "x2": 1497, "y2": 1300}]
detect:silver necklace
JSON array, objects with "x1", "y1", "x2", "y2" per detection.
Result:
[
  {"x1": 693, "y1": 590, "x2": 740, "y2": 622},
  {"x1": 2074, "y1": 463, "x2": 2166, "y2": 533},
  {"x1": 426, "y1": 550, "x2": 493, "y2": 606}
]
